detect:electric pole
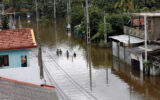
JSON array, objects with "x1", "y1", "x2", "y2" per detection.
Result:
[
  {"x1": 85, "y1": 0, "x2": 90, "y2": 44},
  {"x1": 35, "y1": 0, "x2": 44, "y2": 80},
  {"x1": 53, "y1": 0, "x2": 56, "y2": 22},
  {"x1": 104, "y1": 11, "x2": 107, "y2": 44}
]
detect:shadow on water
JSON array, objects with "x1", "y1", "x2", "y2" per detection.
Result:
[{"x1": 21, "y1": 17, "x2": 160, "y2": 100}]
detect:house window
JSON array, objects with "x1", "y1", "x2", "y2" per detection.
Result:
[
  {"x1": 0, "y1": 55, "x2": 9, "y2": 67},
  {"x1": 21, "y1": 55, "x2": 27, "y2": 67}
]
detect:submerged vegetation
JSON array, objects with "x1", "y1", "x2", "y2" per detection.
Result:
[{"x1": 2, "y1": 0, "x2": 160, "y2": 45}]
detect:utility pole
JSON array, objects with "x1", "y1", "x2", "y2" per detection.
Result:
[
  {"x1": 104, "y1": 11, "x2": 107, "y2": 44},
  {"x1": 53, "y1": 0, "x2": 56, "y2": 22},
  {"x1": 67, "y1": 3, "x2": 69, "y2": 27},
  {"x1": 68, "y1": 0, "x2": 71, "y2": 22},
  {"x1": 85, "y1": 0, "x2": 90, "y2": 44},
  {"x1": 67, "y1": 0, "x2": 71, "y2": 31},
  {"x1": 144, "y1": 15, "x2": 148, "y2": 62},
  {"x1": 18, "y1": 16, "x2": 22, "y2": 28},
  {"x1": 35, "y1": 0, "x2": 44, "y2": 81}
]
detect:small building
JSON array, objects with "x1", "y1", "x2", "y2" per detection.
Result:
[
  {"x1": 0, "y1": 28, "x2": 37, "y2": 69},
  {"x1": 110, "y1": 12, "x2": 160, "y2": 76}
]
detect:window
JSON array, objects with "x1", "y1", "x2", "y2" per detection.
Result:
[
  {"x1": 0, "y1": 55, "x2": 9, "y2": 67},
  {"x1": 21, "y1": 55, "x2": 27, "y2": 67}
]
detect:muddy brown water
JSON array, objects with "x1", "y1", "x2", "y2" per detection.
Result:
[{"x1": 21, "y1": 18, "x2": 160, "y2": 100}]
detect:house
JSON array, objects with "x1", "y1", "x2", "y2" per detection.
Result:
[
  {"x1": 110, "y1": 12, "x2": 160, "y2": 76},
  {"x1": 0, "y1": 28, "x2": 37, "y2": 69}
]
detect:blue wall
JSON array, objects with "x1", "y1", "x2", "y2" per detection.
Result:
[{"x1": 0, "y1": 49, "x2": 29, "y2": 69}]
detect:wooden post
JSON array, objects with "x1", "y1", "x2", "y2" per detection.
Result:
[{"x1": 144, "y1": 15, "x2": 148, "y2": 62}]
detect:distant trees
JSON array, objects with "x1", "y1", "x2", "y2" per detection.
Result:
[{"x1": 114, "y1": 0, "x2": 134, "y2": 12}]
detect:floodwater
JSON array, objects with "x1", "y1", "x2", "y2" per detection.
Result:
[{"x1": 22, "y1": 18, "x2": 160, "y2": 100}]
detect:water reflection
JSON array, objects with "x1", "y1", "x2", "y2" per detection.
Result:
[
  {"x1": 112, "y1": 56, "x2": 160, "y2": 100},
  {"x1": 20, "y1": 18, "x2": 160, "y2": 100}
]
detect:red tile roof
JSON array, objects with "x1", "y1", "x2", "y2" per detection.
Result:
[
  {"x1": 0, "y1": 28, "x2": 37, "y2": 51},
  {"x1": 5, "y1": 7, "x2": 15, "y2": 13},
  {"x1": 20, "y1": 8, "x2": 28, "y2": 12}
]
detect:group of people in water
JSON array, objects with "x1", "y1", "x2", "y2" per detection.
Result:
[{"x1": 56, "y1": 49, "x2": 76, "y2": 58}]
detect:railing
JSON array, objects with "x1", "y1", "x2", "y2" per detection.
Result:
[
  {"x1": 124, "y1": 26, "x2": 145, "y2": 39},
  {"x1": 148, "y1": 54, "x2": 160, "y2": 66}
]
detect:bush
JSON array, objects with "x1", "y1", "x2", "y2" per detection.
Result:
[{"x1": 98, "y1": 39, "x2": 106, "y2": 47}]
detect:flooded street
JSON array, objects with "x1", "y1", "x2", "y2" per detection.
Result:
[{"x1": 23, "y1": 18, "x2": 160, "y2": 100}]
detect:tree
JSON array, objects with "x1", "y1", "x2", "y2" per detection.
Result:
[
  {"x1": 91, "y1": 22, "x2": 113, "y2": 40},
  {"x1": 115, "y1": 0, "x2": 134, "y2": 12},
  {"x1": 89, "y1": 7, "x2": 103, "y2": 37},
  {"x1": 1, "y1": 14, "x2": 9, "y2": 29},
  {"x1": 71, "y1": 6, "x2": 84, "y2": 27},
  {"x1": 134, "y1": 0, "x2": 155, "y2": 8}
]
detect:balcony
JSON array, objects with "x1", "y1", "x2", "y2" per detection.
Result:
[{"x1": 124, "y1": 26, "x2": 145, "y2": 39}]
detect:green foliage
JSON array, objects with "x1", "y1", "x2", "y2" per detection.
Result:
[
  {"x1": 79, "y1": 6, "x2": 103, "y2": 39},
  {"x1": 143, "y1": 61, "x2": 151, "y2": 67},
  {"x1": 91, "y1": 22, "x2": 113, "y2": 40},
  {"x1": 71, "y1": 6, "x2": 84, "y2": 28},
  {"x1": 104, "y1": 5, "x2": 121, "y2": 14},
  {"x1": 114, "y1": 0, "x2": 134, "y2": 12},
  {"x1": 56, "y1": 0, "x2": 67, "y2": 17},
  {"x1": 1, "y1": 14, "x2": 9, "y2": 30},
  {"x1": 40, "y1": 16, "x2": 48, "y2": 22},
  {"x1": 106, "y1": 14, "x2": 130, "y2": 34},
  {"x1": 89, "y1": 7, "x2": 103, "y2": 37},
  {"x1": 98, "y1": 39, "x2": 105, "y2": 47},
  {"x1": 134, "y1": 0, "x2": 156, "y2": 8}
]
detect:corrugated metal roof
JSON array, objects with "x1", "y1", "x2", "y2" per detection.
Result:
[
  {"x1": 110, "y1": 35, "x2": 144, "y2": 45},
  {"x1": 131, "y1": 44, "x2": 160, "y2": 54},
  {"x1": 127, "y1": 12, "x2": 160, "y2": 17},
  {"x1": 0, "y1": 79, "x2": 59, "y2": 100}
]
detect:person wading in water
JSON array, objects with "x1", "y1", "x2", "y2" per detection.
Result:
[
  {"x1": 56, "y1": 49, "x2": 59, "y2": 56},
  {"x1": 66, "y1": 50, "x2": 69, "y2": 59},
  {"x1": 59, "y1": 49, "x2": 62, "y2": 55},
  {"x1": 73, "y1": 52, "x2": 76, "y2": 57}
]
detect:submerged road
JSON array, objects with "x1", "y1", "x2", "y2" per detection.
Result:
[
  {"x1": 23, "y1": 18, "x2": 160, "y2": 100},
  {"x1": 43, "y1": 50, "x2": 97, "y2": 100}
]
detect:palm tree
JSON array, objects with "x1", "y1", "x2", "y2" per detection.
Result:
[{"x1": 115, "y1": 0, "x2": 134, "y2": 12}]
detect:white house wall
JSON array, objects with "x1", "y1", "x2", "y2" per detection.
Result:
[{"x1": 112, "y1": 41, "x2": 131, "y2": 64}]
